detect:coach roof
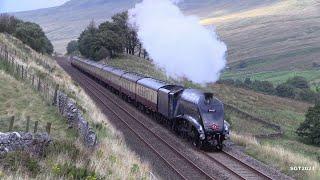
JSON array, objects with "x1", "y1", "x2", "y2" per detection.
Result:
[{"x1": 137, "y1": 77, "x2": 171, "y2": 91}]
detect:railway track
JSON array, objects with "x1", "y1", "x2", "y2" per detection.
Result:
[
  {"x1": 57, "y1": 57, "x2": 274, "y2": 180},
  {"x1": 203, "y1": 150, "x2": 273, "y2": 180},
  {"x1": 57, "y1": 58, "x2": 215, "y2": 180}
]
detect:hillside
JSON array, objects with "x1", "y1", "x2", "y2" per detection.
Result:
[
  {"x1": 201, "y1": 0, "x2": 320, "y2": 73},
  {"x1": 14, "y1": 0, "x2": 277, "y2": 53},
  {"x1": 0, "y1": 33, "x2": 150, "y2": 179},
  {"x1": 102, "y1": 54, "x2": 319, "y2": 179}
]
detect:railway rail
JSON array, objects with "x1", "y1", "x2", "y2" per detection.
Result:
[
  {"x1": 203, "y1": 150, "x2": 273, "y2": 180},
  {"x1": 57, "y1": 58, "x2": 215, "y2": 180},
  {"x1": 57, "y1": 57, "x2": 274, "y2": 180}
]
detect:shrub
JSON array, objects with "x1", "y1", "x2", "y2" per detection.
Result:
[
  {"x1": 276, "y1": 84, "x2": 295, "y2": 98},
  {"x1": 0, "y1": 151, "x2": 41, "y2": 177},
  {"x1": 234, "y1": 79, "x2": 246, "y2": 88},
  {"x1": 131, "y1": 164, "x2": 140, "y2": 174},
  {"x1": 52, "y1": 163, "x2": 102, "y2": 179},
  {"x1": 297, "y1": 104, "x2": 320, "y2": 145},
  {"x1": 251, "y1": 80, "x2": 275, "y2": 94},
  {"x1": 296, "y1": 89, "x2": 317, "y2": 102},
  {"x1": 286, "y1": 76, "x2": 310, "y2": 89},
  {"x1": 217, "y1": 79, "x2": 234, "y2": 85}
]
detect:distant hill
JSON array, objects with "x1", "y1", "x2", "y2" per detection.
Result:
[
  {"x1": 13, "y1": 0, "x2": 320, "y2": 74},
  {"x1": 14, "y1": 0, "x2": 277, "y2": 53},
  {"x1": 201, "y1": 0, "x2": 320, "y2": 72}
]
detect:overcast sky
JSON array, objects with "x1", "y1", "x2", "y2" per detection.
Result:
[{"x1": 0, "y1": 0, "x2": 69, "y2": 13}]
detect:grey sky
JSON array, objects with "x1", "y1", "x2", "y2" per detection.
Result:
[{"x1": 0, "y1": 0, "x2": 69, "y2": 13}]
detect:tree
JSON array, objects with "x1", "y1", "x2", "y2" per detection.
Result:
[
  {"x1": 110, "y1": 12, "x2": 139, "y2": 55},
  {"x1": 296, "y1": 104, "x2": 320, "y2": 145},
  {"x1": 286, "y1": 76, "x2": 310, "y2": 89},
  {"x1": 296, "y1": 89, "x2": 317, "y2": 102},
  {"x1": 97, "y1": 30, "x2": 123, "y2": 58},
  {"x1": 66, "y1": 40, "x2": 79, "y2": 55},
  {"x1": 96, "y1": 47, "x2": 110, "y2": 60},
  {"x1": 276, "y1": 84, "x2": 295, "y2": 98},
  {"x1": 14, "y1": 22, "x2": 53, "y2": 54},
  {"x1": 0, "y1": 14, "x2": 21, "y2": 34},
  {"x1": 244, "y1": 78, "x2": 252, "y2": 86},
  {"x1": 78, "y1": 21, "x2": 99, "y2": 60}
]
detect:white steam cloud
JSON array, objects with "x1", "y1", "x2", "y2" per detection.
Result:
[{"x1": 129, "y1": 0, "x2": 227, "y2": 84}]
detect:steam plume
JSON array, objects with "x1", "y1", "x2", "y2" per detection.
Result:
[{"x1": 129, "y1": 0, "x2": 227, "y2": 84}]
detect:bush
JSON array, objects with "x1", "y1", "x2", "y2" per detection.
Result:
[
  {"x1": 286, "y1": 76, "x2": 310, "y2": 89},
  {"x1": 217, "y1": 79, "x2": 234, "y2": 85},
  {"x1": 52, "y1": 163, "x2": 102, "y2": 179},
  {"x1": 276, "y1": 84, "x2": 295, "y2": 98},
  {"x1": 0, "y1": 151, "x2": 41, "y2": 177},
  {"x1": 297, "y1": 104, "x2": 320, "y2": 145},
  {"x1": 251, "y1": 80, "x2": 275, "y2": 94},
  {"x1": 296, "y1": 89, "x2": 317, "y2": 102}
]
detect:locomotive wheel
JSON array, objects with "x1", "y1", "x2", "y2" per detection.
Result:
[
  {"x1": 216, "y1": 144, "x2": 223, "y2": 151},
  {"x1": 191, "y1": 128, "x2": 202, "y2": 148}
]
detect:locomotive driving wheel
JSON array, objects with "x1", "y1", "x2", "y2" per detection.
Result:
[{"x1": 191, "y1": 128, "x2": 202, "y2": 148}]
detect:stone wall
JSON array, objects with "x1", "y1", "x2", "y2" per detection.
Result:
[
  {"x1": 0, "y1": 132, "x2": 51, "y2": 157},
  {"x1": 55, "y1": 91, "x2": 97, "y2": 147}
]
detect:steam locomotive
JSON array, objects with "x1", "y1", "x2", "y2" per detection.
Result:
[{"x1": 71, "y1": 57, "x2": 229, "y2": 150}]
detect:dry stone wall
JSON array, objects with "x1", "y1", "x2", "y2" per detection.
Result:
[
  {"x1": 55, "y1": 91, "x2": 97, "y2": 147},
  {"x1": 0, "y1": 132, "x2": 51, "y2": 157}
]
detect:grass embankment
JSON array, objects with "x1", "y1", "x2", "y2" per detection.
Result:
[
  {"x1": 0, "y1": 71, "x2": 64, "y2": 135},
  {"x1": 0, "y1": 33, "x2": 150, "y2": 179},
  {"x1": 104, "y1": 54, "x2": 320, "y2": 179}
]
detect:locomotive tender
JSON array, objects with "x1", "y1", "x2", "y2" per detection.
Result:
[{"x1": 71, "y1": 57, "x2": 229, "y2": 150}]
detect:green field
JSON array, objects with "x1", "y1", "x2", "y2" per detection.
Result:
[{"x1": 222, "y1": 70, "x2": 320, "y2": 90}]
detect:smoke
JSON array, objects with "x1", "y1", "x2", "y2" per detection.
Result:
[{"x1": 129, "y1": 0, "x2": 227, "y2": 84}]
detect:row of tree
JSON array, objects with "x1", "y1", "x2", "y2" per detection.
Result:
[
  {"x1": 218, "y1": 76, "x2": 320, "y2": 104},
  {"x1": 67, "y1": 12, "x2": 148, "y2": 61},
  {"x1": 0, "y1": 14, "x2": 53, "y2": 54}
]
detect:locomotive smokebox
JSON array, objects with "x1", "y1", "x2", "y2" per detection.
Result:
[{"x1": 204, "y1": 92, "x2": 213, "y2": 101}]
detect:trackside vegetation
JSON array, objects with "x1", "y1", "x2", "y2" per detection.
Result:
[
  {"x1": 0, "y1": 14, "x2": 53, "y2": 54},
  {"x1": 0, "y1": 33, "x2": 151, "y2": 179},
  {"x1": 218, "y1": 76, "x2": 320, "y2": 104},
  {"x1": 297, "y1": 104, "x2": 320, "y2": 146},
  {"x1": 101, "y1": 55, "x2": 319, "y2": 180},
  {"x1": 68, "y1": 12, "x2": 150, "y2": 61}
]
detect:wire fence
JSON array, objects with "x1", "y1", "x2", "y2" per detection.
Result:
[
  {"x1": 0, "y1": 44, "x2": 59, "y2": 105},
  {"x1": 0, "y1": 42, "x2": 97, "y2": 147},
  {"x1": 0, "y1": 115, "x2": 51, "y2": 134}
]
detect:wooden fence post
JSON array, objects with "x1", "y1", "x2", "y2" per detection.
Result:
[
  {"x1": 32, "y1": 75, "x2": 35, "y2": 86},
  {"x1": 9, "y1": 116, "x2": 14, "y2": 131},
  {"x1": 34, "y1": 121, "x2": 38, "y2": 133},
  {"x1": 46, "y1": 123, "x2": 52, "y2": 134},
  {"x1": 53, "y1": 84, "x2": 59, "y2": 105},
  {"x1": 21, "y1": 66, "x2": 24, "y2": 79},
  {"x1": 26, "y1": 116, "x2": 30, "y2": 132},
  {"x1": 37, "y1": 76, "x2": 41, "y2": 91}
]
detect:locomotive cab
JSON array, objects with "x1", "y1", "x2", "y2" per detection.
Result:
[{"x1": 174, "y1": 89, "x2": 229, "y2": 150}]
